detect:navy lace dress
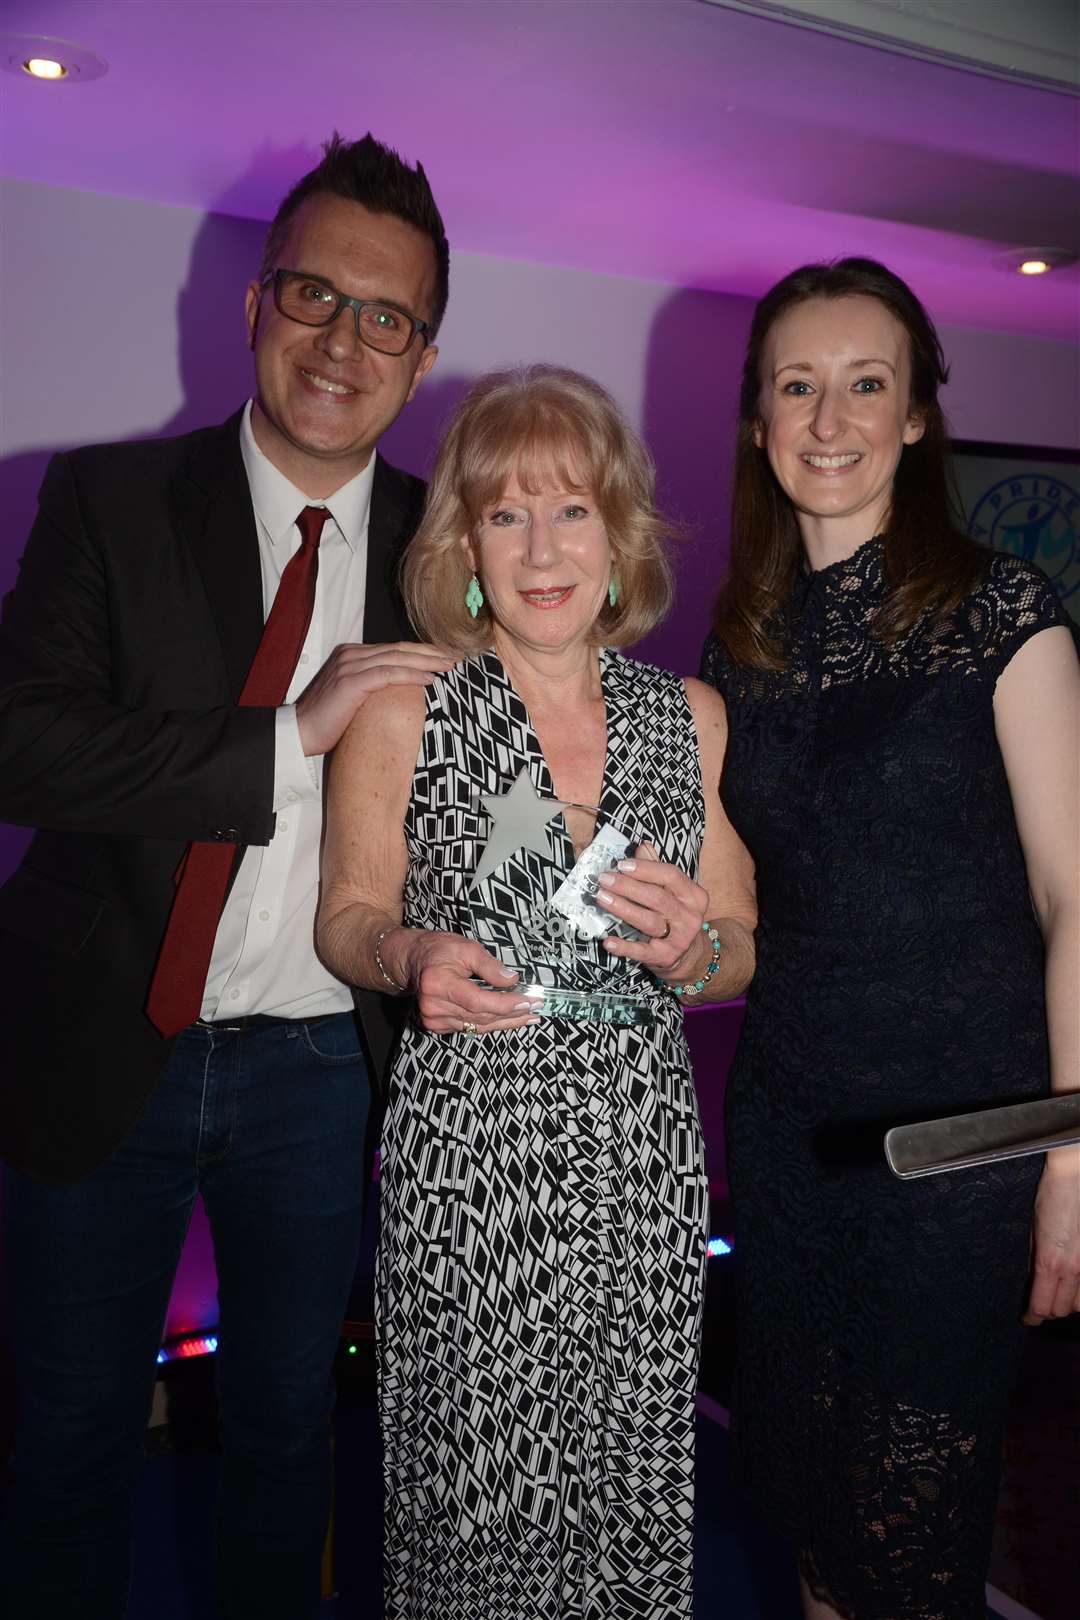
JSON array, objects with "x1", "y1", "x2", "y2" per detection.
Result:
[{"x1": 700, "y1": 541, "x2": 1071, "y2": 1619}]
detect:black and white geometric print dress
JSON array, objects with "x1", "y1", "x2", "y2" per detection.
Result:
[{"x1": 377, "y1": 648, "x2": 709, "y2": 1620}]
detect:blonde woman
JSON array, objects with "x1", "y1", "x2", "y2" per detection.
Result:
[{"x1": 317, "y1": 366, "x2": 756, "y2": 1618}]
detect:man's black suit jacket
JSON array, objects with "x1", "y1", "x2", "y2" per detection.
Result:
[{"x1": 0, "y1": 409, "x2": 423, "y2": 1184}]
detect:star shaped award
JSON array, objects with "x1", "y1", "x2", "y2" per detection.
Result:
[{"x1": 467, "y1": 768, "x2": 656, "y2": 1027}]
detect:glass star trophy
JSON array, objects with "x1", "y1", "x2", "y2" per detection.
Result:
[{"x1": 467, "y1": 768, "x2": 657, "y2": 1027}]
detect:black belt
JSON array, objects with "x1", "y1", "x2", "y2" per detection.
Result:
[{"x1": 192, "y1": 1012, "x2": 344, "y2": 1032}]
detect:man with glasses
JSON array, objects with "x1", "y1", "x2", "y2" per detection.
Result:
[{"x1": 0, "y1": 133, "x2": 449, "y2": 1619}]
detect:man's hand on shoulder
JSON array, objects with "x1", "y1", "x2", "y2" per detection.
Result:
[{"x1": 295, "y1": 642, "x2": 457, "y2": 757}]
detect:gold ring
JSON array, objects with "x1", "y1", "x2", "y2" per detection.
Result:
[
  {"x1": 462, "y1": 1020, "x2": 479, "y2": 1036},
  {"x1": 658, "y1": 919, "x2": 671, "y2": 941}
]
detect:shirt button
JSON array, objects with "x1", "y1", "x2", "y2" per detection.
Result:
[
  {"x1": 278, "y1": 819, "x2": 289, "y2": 833},
  {"x1": 286, "y1": 791, "x2": 298, "y2": 804},
  {"x1": 229, "y1": 989, "x2": 240, "y2": 1001},
  {"x1": 259, "y1": 909, "x2": 270, "y2": 922},
  {"x1": 299, "y1": 653, "x2": 310, "y2": 665}
]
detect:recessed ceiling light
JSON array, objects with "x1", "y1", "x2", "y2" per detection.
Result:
[
  {"x1": 992, "y1": 248, "x2": 1077, "y2": 277},
  {"x1": 1, "y1": 34, "x2": 108, "y2": 83},
  {"x1": 24, "y1": 57, "x2": 67, "y2": 80}
]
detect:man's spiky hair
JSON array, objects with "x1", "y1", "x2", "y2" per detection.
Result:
[{"x1": 259, "y1": 131, "x2": 449, "y2": 335}]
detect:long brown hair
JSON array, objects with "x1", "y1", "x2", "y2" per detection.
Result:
[{"x1": 714, "y1": 257, "x2": 988, "y2": 669}]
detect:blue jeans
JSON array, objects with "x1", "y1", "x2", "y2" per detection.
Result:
[{"x1": 1, "y1": 1012, "x2": 372, "y2": 1619}]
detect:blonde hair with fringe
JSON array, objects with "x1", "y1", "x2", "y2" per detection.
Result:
[{"x1": 401, "y1": 365, "x2": 676, "y2": 651}]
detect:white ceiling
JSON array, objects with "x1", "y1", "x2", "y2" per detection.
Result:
[{"x1": 2, "y1": 0, "x2": 1078, "y2": 340}]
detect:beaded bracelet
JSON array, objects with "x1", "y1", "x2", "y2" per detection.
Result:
[
  {"x1": 374, "y1": 926, "x2": 408, "y2": 993},
  {"x1": 669, "y1": 921, "x2": 722, "y2": 998}
]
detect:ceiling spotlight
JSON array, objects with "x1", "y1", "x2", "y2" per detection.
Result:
[
  {"x1": 992, "y1": 248, "x2": 1077, "y2": 277},
  {"x1": 1, "y1": 34, "x2": 108, "y2": 83},
  {"x1": 23, "y1": 57, "x2": 67, "y2": 80}
]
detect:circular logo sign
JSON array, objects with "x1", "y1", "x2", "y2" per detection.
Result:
[{"x1": 969, "y1": 473, "x2": 1080, "y2": 614}]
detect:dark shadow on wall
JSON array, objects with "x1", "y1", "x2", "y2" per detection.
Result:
[
  {"x1": 0, "y1": 165, "x2": 273, "y2": 879},
  {"x1": 0, "y1": 175, "x2": 274, "y2": 593},
  {"x1": 379, "y1": 371, "x2": 473, "y2": 481},
  {"x1": 633, "y1": 287, "x2": 752, "y2": 677}
]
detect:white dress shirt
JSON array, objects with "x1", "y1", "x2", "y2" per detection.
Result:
[{"x1": 200, "y1": 401, "x2": 375, "y2": 1021}]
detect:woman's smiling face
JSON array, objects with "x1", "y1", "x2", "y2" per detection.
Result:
[
  {"x1": 756, "y1": 293, "x2": 925, "y2": 546},
  {"x1": 463, "y1": 471, "x2": 612, "y2": 657}
]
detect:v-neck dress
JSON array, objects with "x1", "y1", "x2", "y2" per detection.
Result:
[
  {"x1": 700, "y1": 544, "x2": 1070, "y2": 1619},
  {"x1": 378, "y1": 648, "x2": 708, "y2": 1620}
]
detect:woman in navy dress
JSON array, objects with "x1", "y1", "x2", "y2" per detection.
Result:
[{"x1": 700, "y1": 258, "x2": 1079, "y2": 1619}]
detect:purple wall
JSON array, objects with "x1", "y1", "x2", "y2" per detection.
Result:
[{"x1": 4, "y1": 178, "x2": 1077, "y2": 1337}]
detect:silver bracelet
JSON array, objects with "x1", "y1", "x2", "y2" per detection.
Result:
[{"x1": 373, "y1": 926, "x2": 407, "y2": 993}]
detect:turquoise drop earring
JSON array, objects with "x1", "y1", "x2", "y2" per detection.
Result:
[
  {"x1": 465, "y1": 575, "x2": 485, "y2": 618},
  {"x1": 608, "y1": 575, "x2": 620, "y2": 609}
]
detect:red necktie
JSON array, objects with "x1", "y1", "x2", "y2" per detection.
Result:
[{"x1": 146, "y1": 506, "x2": 330, "y2": 1037}]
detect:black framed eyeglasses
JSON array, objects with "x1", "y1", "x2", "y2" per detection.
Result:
[{"x1": 261, "y1": 268, "x2": 430, "y2": 356}]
